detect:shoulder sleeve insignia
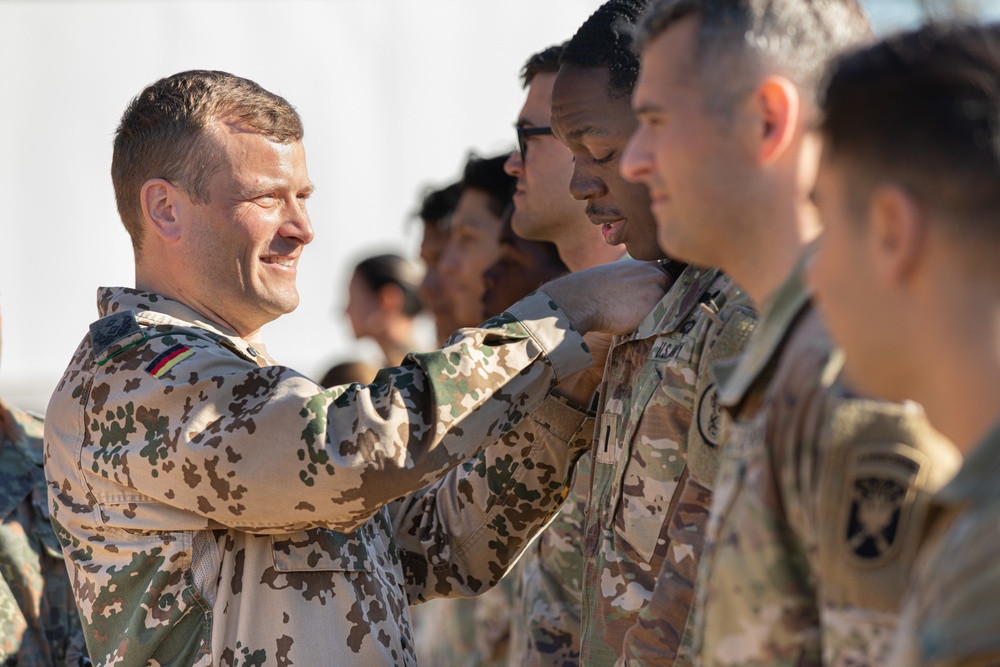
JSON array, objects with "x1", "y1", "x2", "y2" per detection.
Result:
[
  {"x1": 90, "y1": 310, "x2": 145, "y2": 362},
  {"x1": 846, "y1": 473, "x2": 908, "y2": 560},
  {"x1": 145, "y1": 343, "x2": 195, "y2": 378},
  {"x1": 841, "y1": 445, "x2": 923, "y2": 567}
]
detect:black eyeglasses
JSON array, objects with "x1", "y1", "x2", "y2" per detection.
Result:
[{"x1": 516, "y1": 125, "x2": 553, "y2": 158}]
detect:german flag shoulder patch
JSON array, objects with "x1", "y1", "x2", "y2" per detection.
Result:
[{"x1": 145, "y1": 343, "x2": 195, "y2": 378}]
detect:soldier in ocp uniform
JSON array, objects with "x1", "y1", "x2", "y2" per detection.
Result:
[
  {"x1": 809, "y1": 22, "x2": 1000, "y2": 667},
  {"x1": 43, "y1": 70, "x2": 671, "y2": 667},
  {"x1": 616, "y1": 2, "x2": 961, "y2": 666},
  {"x1": 514, "y1": 2, "x2": 758, "y2": 666}
]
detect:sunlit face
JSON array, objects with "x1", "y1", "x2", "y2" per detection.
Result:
[
  {"x1": 482, "y1": 221, "x2": 565, "y2": 319},
  {"x1": 438, "y1": 188, "x2": 503, "y2": 327},
  {"x1": 181, "y1": 123, "x2": 314, "y2": 336},
  {"x1": 551, "y1": 64, "x2": 662, "y2": 260},
  {"x1": 620, "y1": 18, "x2": 754, "y2": 269},
  {"x1": 344, "y1": 270, "x2": 381, "y2": 340},
  {"x1": 808, "y1": 151, "x2": 902, "y2": 399},
  {"x1": 504, "y1": 73, "x2": 584, "y2": 243}
]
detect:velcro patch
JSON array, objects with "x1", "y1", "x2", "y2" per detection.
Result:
[
  {"x1": 145, "y1": 344, "x2": 194, "y2": 378},
  {"x1": 842, "y1": 446, "x2": 921, "y2": 567},
  {"x1": 696, "y1": 383, "x2": 724, "y2": 449}
]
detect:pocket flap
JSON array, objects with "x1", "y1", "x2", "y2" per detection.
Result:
[{"x1": 271, "y1": 528, "x2": 373, "y2": 573}]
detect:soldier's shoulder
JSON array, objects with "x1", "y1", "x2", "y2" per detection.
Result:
[{"x1": 913, "y1": 498, "x2": 1000, "y2": 663}]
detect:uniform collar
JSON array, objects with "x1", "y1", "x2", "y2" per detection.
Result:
[
  {"x1": 624, "y1": 265, "x2": 720, "y2": 342},
  {"x1": 934, "y1": 419, "x2": 1000, "y2": 505},
  {"x1": 716, "y1": 254, "x2": 812, "y2": 407},
  {"x1": 96, "y1": 286, "x2": 274, "y2": 365}
]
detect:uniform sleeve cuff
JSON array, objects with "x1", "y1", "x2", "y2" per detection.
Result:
[{"x1": 506, "y1": 291, "x2": 592, "y2": 383}]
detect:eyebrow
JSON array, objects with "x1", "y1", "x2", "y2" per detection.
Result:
[{"x1": 633, "y1": 102, "x2": 663, "y2": 116}]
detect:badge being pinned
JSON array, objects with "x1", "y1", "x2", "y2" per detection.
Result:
[{"x1": 146, "y1": 343, "x2": 194, "y2": 378}]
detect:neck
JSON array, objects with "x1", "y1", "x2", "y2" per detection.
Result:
[
  {"x1": 729, "y1": 196, "x2": 821, "y2": 308},
  {"x1": 910, "y1": 289, "x2": 1000, "y2": 456},
  {"x1": 555, "y1": 222, "x2": 626, "y2": 272},
  {"x1": 374, "y1": 318, "x2": 414, "y2": 367},
  {"x1": 135, "y1": 264, "x2": 260, "y2": 342}
]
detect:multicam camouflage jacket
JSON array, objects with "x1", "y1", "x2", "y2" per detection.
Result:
[
  {"x1": 508, "y1": 265, "x2": 756, "y2": 667},
  {"x1": 0, "y1": 400, "x2": 88, "y2": 666},
  {"x1": 44, "y1": 287, "x2": 596, "y2": 667},
  {"x1": 690, "y1": 260, "x2": 961, "y2": 667},
  {"x1": 887, "y1": 421, "x2": 1000, "y2": 667}
]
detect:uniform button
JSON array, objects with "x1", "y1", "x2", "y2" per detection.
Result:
[{"x1": 246, "y1": 346, "x2": 258, "y2": 358}]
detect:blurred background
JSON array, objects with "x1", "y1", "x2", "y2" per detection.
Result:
[{"x1": 1, "y1": 0, "x2": 996, "y2": 411}]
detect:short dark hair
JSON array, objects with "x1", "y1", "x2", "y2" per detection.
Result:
[
  {"x1": 820, "y1": 22, "x2": 1000, "y2": 238},
  {"x1": 417, "y1": 182, "x2": 463, "y2": 230},
  {"x1": 635, "y1": 0, "x2": 871, "y2": 114},
  {"x1": 112, "y1": 70, "x2": 303, "y2": 253},
  {"x1": 521, "y1": 43, "x2": 566, "y2": 88},
  {"x1": 353, "y1": 253, "x2": 424, "y2": 317},
  {"x1": 461, "y1": 153, "x2": 516, "y2": 218},
  {"x1": 561, "y1": 0, "x2": 649, "y2": 99}
]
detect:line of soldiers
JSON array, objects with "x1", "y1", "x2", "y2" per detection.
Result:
[{"x1": 4, "y1": 1, "x2": 1000, "y2": 666}]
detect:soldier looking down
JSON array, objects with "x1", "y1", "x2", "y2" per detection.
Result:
[
  {"x1": 42, "y1": 70, "x2": 669, "y2": 667},
  {"x1": 513, "y1": 3, "x2": 757, "y2": 665}
]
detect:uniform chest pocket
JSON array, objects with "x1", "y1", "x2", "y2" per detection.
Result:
[
  {"x1": 271, "y1": 526, "x2": 374, "y2": 573},
  {"x1": 612, "y1": 358, "x2": 694, "y2": 563}
]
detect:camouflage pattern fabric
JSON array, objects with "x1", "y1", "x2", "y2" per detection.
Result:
[
  {"x1": 44, "y1": 286, "x2": 594, "y2": 667},
  {"x1": 690, "y1": 259, "x2": 961, "y2": 667},
  {"x1": 508, "y1": 454, "x2": 591, "y2": 667},
  {"x1": 409, "y1": 572, "x2": 517, "y2": 667},
  {"x1": 616, "y1": 474, "x2": 712, "y2": 667},
  {"x1": 886, "y1": 422, "x2": 1000, "y2": 667},
  {"x1": 509, "y1": 265, "x2": 755, "y2": 667},
  {"x1": 0, "y1": 400, "x2": 88, "y2": 666}
]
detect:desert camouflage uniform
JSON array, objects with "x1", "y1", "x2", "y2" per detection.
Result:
[
  {"x1": 45, "y1": 286, "x2": 596, "y2": 667},
  {"x1": 886, "y1": 421, "x2": 1000, "y2": 667},
  {"x1": 0, "y1": 400, "x2": 88, "y2": 666},
  {"x1": 690, "y1": 259, "x2": 962, "y2": 667},
  {"x1": 510, "y1": 265, "x2": 755, "y2": 667}
]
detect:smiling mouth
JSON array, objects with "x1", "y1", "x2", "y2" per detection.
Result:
[{"x1": 262, "y1": 257, "x2": 296, "y2": 268}]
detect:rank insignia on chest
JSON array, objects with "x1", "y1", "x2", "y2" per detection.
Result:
[{"x1": 146, "y1": 344, "x2": 194, "y2": 378}]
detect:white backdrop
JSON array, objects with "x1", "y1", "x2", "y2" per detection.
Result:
[{"x1": 0, "y1": 0, "x2": 985, "y2": 411}]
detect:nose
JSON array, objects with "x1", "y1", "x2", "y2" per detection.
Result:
[
  {"x1": 504, "y1": 150, "x2": 524, "y2": 178},
  {"x1": 482, "y1": 260, "x2": 500, "y2": 292},
  {"x1": 281, "y1": 198, "x2": 315, "y2": 246},
  {"x1": 568, "y1": 161, "x2": 606, "y2": 202},
  {"x1": 620, "y1": 126, "x2": 651, "y2": 184},
  {"x1": 438, "y1": 241, "x2": 461, "y2": 277}
]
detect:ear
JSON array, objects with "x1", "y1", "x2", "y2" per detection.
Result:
[
  {"x1": 141, "y1": 178, "x2": 185, "y2": 242},
  {"x1": 868, "y1": 184, "x2": 925, "y2": 290},
  {"x1": 751, "y1": 77, "x2": 800, "y2": 165}
]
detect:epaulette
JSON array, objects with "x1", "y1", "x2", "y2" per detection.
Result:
[{"x1": 90, "y1": 310, "x2": 147, "y2": 365}]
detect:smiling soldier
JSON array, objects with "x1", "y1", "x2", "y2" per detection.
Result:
[{"x1": 43, "y1": 70, "x2": 671, "y2": 667}]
